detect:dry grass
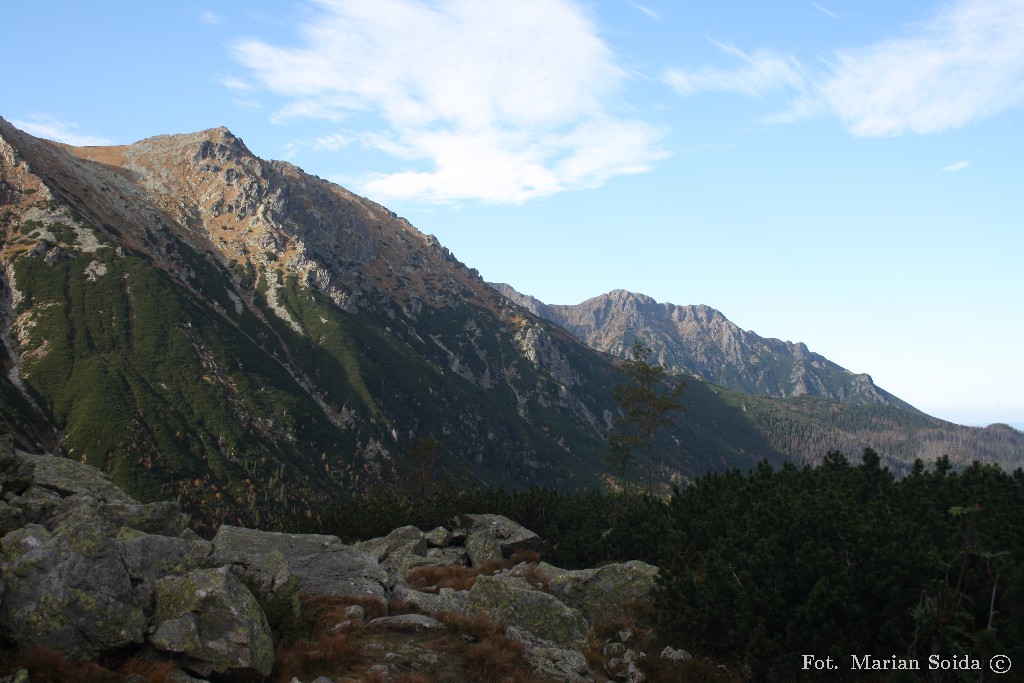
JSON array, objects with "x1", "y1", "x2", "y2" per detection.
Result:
[
  {"x1": 406, "y1": 563, "x2": 481, "y2": 592},
  {"x1": 0, "y1": 647, "x2": 120, "y2": 683},
  {"x1": 405, "y1": 550, "x2": 549, "y2": 594},
  {"x1": 436, "y1": 611, "x2": 548, "y2": 683},
  {"x1": 115, "y1": 655, "x2": 179, "y2": 683},
  {"x1": 272, "y1": 631, "x2": 364, "y2": 683}
]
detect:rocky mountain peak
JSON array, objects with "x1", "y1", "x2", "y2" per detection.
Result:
[{"x1": 491, "y1": 283, "x2": 919, "y2": 411}]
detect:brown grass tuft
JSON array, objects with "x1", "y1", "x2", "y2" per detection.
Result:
[
  {"x1": 116, "y1": 655, "x2": 179, "y2": 683},
  {"x1": 0, "y1": 647, "x2": 119, "y2": 683},
  {"x1": 272, "y1": 631, "x2": 364, "y2": 683},
  {"x1": 406, "y1": 563, "x2": 479, "y2": 592}
]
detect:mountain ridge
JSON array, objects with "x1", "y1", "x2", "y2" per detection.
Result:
[
  {"x1": 490, "y1": 283, "x2": 918, "y2": 412},
  {"x1": 2, "y1": 118, "x2": 1020, "y2": 527}
]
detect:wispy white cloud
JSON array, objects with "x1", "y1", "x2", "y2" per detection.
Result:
[
  {"x1": 942, "y1": 160, "x2": 971, "y2": 172},
  {"x1": 199, "y1": 10, "x2": 224, "y2": 25},
  {"x1": 231, "y1": 0, "x2": 666, "y2": 203},
  {"x1": 628, "y1": 2, "x2": 661, "y2": 21},
  {"x1": 662, "y1": 41, "x2": 807, "y2": 98},
  {"x1": 811, "y1": 2, "x2": 839, "y2": 19},
  {"x1": 217, "y1": 74, "x2": 254, "y2": 92},
  {"x1": 11, "y1": 115, "x2": 113, "y2": 146},
  {"x1": 287, "y1": 132, "x2": 356, "y2": 156},
  {"x1": 666, "y1": 0, "x2": 1024, "y2": 137},
  {"x1": 810, "y1": 0, "x2": 1024, "y2": 136}
]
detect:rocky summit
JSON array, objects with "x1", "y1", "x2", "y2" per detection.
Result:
[
  {"x1": 490, "y1": 284, "x2": 915, "y2": 409},
  {"x1": 0, "y1": 435, "x2": 668, "y2": 682}
]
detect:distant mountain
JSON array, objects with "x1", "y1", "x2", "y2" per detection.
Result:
[
  {"x1": 490, "y1": 284, "x2": 917, "y2": 411},
  {"x1": 1, "y1": 118, "x2": 1019, "y2": 527}
]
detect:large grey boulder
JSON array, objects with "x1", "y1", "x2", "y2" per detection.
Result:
[
  {"x1": 43, "y1": 493, "x2": 188, "y2": 537},
  {"x1": 391, "y1": 583, "x2": 469, "y2": 615},
  {"x1": 542, "y1": 560, "x2": 659, "y2": 624},
  {"x1": 467, "y1": 574, "x2": 589, "y2": 650},
  {"x1": 354, "y1": 525, "x2": 428, "y2": 581},
  {"x1": 213, "y1": 525, "x2": 390, "y2": 602},
  {"x1": 0, "y1": 439, "x2": 34, "y2": 496},
  {"x1": 508, "y1": 626, "x2": 592, "y2": 682},
  {"x1": 464, "y1": 526, "x2": 503, "y2": 566},
  {"x1": 117, "y1": 527, "x2": 213, "y2": 613},
  {"x1": 148, "y1": 566, "x2": 274, "y2": 678},
  {"x1": 18, "y1": 451, "x2": 137, "y2": 503},
  {"x1": 0, "y1": 518, "x2": 147, "y2": 657},
  {"x1": 458, "y1": 513, "x2": 542, "y2": 558}
]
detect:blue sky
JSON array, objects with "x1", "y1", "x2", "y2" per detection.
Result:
[{"x1": 3, "y1": 0, "x2": 1022, "y2": 428}]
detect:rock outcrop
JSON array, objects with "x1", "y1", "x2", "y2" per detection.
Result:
[{"x1": 0, "y1": 437, "x2": 676, "y2": 682}]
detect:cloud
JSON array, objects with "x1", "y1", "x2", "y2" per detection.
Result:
[
  {"x1": 811, "y1": 3, "x2": 839, "y2": 19},
  {"x1": 666, "y1": 0, "x2": 1024, "y2": 137},
  {"x1": 230, "y1": 0, "x2": 665, "y2": 203},
  {"x1": 663, "y1": 42, "x2": 807, "y2": 98},
  {"x1": 217, "y1": 75, "x2": 254, "y2": 92},
  {"x1": 11, "y1": 115, "x2": 113, "y2": 146},
  {"x1": 628, "y1": 2, "x2": 661, "y2": 21},
  {"x1": 199, "y1": 10, "x2": 224, "y2": 25},
  {"x1": 942, "y1": 160, "x2": 971, "y2": 172},
  {"x1": 811, "y1": 0, "x2": 1024, "y2": 136}
]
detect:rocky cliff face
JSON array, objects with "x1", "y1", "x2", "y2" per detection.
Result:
[{"x1": 491, "y1": 284, "x2": 918, "y2": 411}]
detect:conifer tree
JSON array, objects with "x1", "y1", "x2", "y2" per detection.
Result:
[{"x1": 608, "y1": 340, "x2": 686, "y2": 493}]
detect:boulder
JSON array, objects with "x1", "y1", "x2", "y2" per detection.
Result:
[
  {"x1": 148, "y1": 566, "x2": 274, "y2": 678},
  {"x1": 467, "y1": 574, "x2": 589, "y2": 650},
  {"x1": 213, "y1": 525, "x2": 390, "y2": 602},
  {"x1": 391, "y1": 583, "x2": 469, "y2": 615},
  {"x1": 5, "y1": 484, "x2": 62, "y2": 525},
  {"x1": 458, "y1": 513, "x2": 542, "y2": 558},
  {"x1": 423, "y1": 526, "x2": 452, "y2": 547},
  {"x1": 354, "y1": 525, "x2": 427, "y2": 563},
  {"x1": 0, "y1": 440, "x2": 34, "y2": 496},
  {"x1": 354, "y1": 525, "x2": 428, "y2": 581},
  {"x1": 542, "y1": 560, "x2": 658, "y2": 624},
  {"x1": 366, "y1": 613, "x2": 446, "y2": 633},
  {"x1": 18, "y1": 451, "x2": 137, "y2": 503},
  {"x1": 117, "y1": 527, "x2": 213, "y2": 613},
  {"x1": 507, "y1": 626, "x2": 592, "y2": 682},
  {"x1": 0, "y1": 517, "x2": 147, "y2": 657},
  {"x1": 464, "y1": 527, "x2": 502, "y2": 566},
  {"x1": 43, "y1": 493, "x2": 188, "y2": 537}
]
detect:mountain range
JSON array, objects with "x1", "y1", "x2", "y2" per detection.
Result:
[
  {"x1": 489, "y1": 284, "x2": 916, "y2": 410},
  {"x1": 1, "y1": 117, "x2": 1020, "y2": 527}
]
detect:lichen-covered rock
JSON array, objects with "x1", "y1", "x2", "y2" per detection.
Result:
[
  {"x1": 467, "y1": 574, "x2": 589, "y2": 649},
  {"x1": 0, "y1": 519, "x2": 147, "y2": 657},
  {"x1": 507, "y1": 626, "x2": 592, "y2": 682},
  {"x1": 366, "y1": 613, "x2": 446, "y2": 632},
  {"x1": 149, "y1": 566, "x2": 274, "y2": 678},
  {"x1": 5, "y1": 484, "x2": 62, "y2": 525},
  {"x1": 542, "y1": 560, "x2": 658, "y2": 624},
  {"x1": 391, "y1": 583, "x2": 469, "y2": 615},
  {"x1": 458, "y1": 513, "x2": 542, "y2": 558},
  {"x1": 117, "y1": 528, "x2": 213, "y2": 614},
  {"x1": 424, "y1": 526, "x2": 452, "y2": 547},
  {"x1": 465, "y1": 527, "x2": 502, "y2": 566},
  {"x1": 18, "y1": 451, "x2": 137, "y2": 503},
  {"x1": 0, "y1": 440, "x2": 34, "y2": 496},
  {"x1": 213, "y1": 525, "x2": 390, "y2": 602},
  {"x1": 354, "y1": 525, "x2": 426, "y2": 563},
  {"x1": 43, "y1": 493, "x2": 188, "y2": 537}
]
